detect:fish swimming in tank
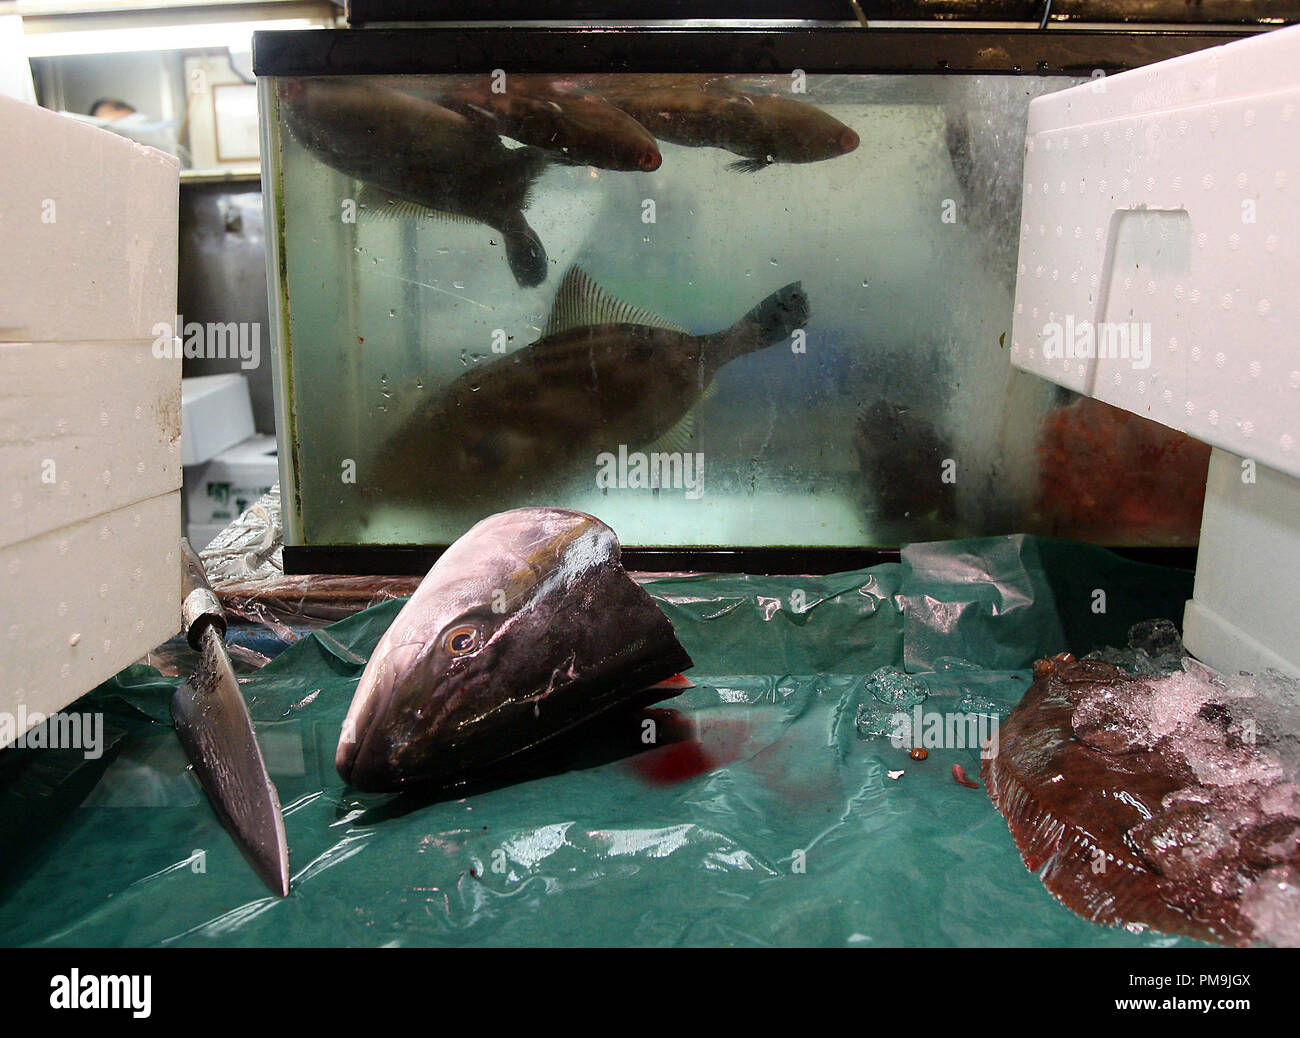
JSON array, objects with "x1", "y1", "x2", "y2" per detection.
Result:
[
  {"x1": 596, "y1": 77, "x2": 860, "y2": 172},
  {"x1": 852, "y1": 399, "x2": 958, "y2": 533},
  {"x1": 436, "y1": 76, "x2": 663, "y2": 172},
  {"x1": 279, "y1": 78, "x2": 551, "y2": 286},
  {"x1": 336, "y1": 507, "x2": 694, "y2": 792},
  {"x1": 364, "y1": 266, "x2": 811, "y2": 509}
]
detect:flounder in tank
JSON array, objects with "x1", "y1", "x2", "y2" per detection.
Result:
[{"x1": 362, "y1": 266, "x2": 810, "y2": 513}]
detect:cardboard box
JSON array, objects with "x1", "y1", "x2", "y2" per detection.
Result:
[{"x1": 184, "y1": 434, "x2": 278, "y2": 526}]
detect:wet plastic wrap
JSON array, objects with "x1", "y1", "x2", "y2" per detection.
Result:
[
  {"x1": 0, "y1": 535, "x2": 1202, "y2": 947},
  {"x1": 196, "y1": 486, "x2": 421, "y2": 636}
]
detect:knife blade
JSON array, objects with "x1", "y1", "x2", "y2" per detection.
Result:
[{"x1": 173, "y1": 538, "x2": 290, "y2": 897}]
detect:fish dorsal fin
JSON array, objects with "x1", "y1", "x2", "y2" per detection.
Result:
[
  {"x1": 543, "y1": 266, "x2": 688, "y2": 337},
  {"x1": 644, "y1": 411, "x2": 696, "y2": 455},
  {"x1": 355, "y1": 183, "x2": 473, "y2": 225}
]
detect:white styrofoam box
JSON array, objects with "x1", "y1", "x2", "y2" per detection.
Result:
[
  {"x1": 184, "y1": 433, "x2": 278, "y2": 526},
  {"x1": 1184, "y1": 448, "x2": 1300, "y2": 677},
  {"x1": 0, "y1": 340, "x2": 181, "y2": 549},
  {"x1": 181, "y1": 373, "x2": 255, "y2": 466},
  {"x1": 0, "y1": 15, "x2": 35, "y2": 105},
  {"x1": 1010, "y1": 25, "x2": 1300, "y2": 481},
  {"x1": 0, "y1": 95, "x2": 178, "y2": 344},
  {"x1": 0, "y1": 95, "x2": 180, "y2": 746},
  {"x1": 2, "y1": 494, "x2": 181, "y2": 725}
]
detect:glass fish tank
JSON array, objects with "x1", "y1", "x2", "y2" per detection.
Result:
[{"x1": 253, "y1": 27, "x2": 1229, "y2": 572}]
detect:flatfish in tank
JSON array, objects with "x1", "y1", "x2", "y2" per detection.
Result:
[
  {"x1": 364, "y1": 266, "x2": 810, "y2": 511},
  {"x1": 336, "y1": 506, "x2": 694, "y2": 792},
  {"x1": 280, "y1": 77, "x2": 551, "y2": 286}
]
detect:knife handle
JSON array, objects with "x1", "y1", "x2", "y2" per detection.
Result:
[{"x1": 181, "y1": 537, "x2": 227, "y2": 650}]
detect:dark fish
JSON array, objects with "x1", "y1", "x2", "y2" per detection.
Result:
[
  {"x1": 279, "y1": 78, "x2": 550, "y2": 286},
  {"x1": 853, "y1": 399, "x2": 957, "y2": 528},
  {"x1": 336, "y1": 507, "x2": 693, "y2": 792},
  {"x1": 600, "y1": 79, "x2": 859, "y2": 172},
  {"x1": 366, "y1": 266, "x2": 810, "y2": 506},
  {"x1": 943, "y1": 110, "x2": 975, "y2": 197},
  {"x1": 440, "y1": 77, "x2": 662, "y2": 172}
]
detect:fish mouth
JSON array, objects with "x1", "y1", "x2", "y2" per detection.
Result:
[
  {"x1": 638, "y1": 148, "x2": 663, "y2": 172},
  {"x1": 839, "y1": 128, "x2": 860, "y2": 154},
  {"x1": 336, "y1": 640, "x2": 427, "y2": 790}
]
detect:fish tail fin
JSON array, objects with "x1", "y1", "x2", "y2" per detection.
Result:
[
  {"x1": 741, "y1": 281, "x2": 810, "y2": 344},
  {"x1": 710, "y1": 281, "x2": 810, "y2": 366},
  {"x1": 502, "y1": 218, "x2": 549, "y2": 287},
  {"x1": 517, "y1": 145, "x2": 557, "y2": 186},
  {"x1": 499, "y1": 148, "x2": 552, "y2": 287}
]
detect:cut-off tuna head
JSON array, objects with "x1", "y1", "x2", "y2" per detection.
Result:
[{"x1": 336, "y1": 507, "x2": 692, "y2": 792}]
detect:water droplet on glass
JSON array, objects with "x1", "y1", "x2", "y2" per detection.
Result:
[
  {"x1": 769, "y1": 258, "x2": 778, "y2": 266},
  {"x1": 862, "y1": 280, "x2": 870, "y2": 288},
  {"x1": 388, "y1": 309, "x2": 397, "y2": 318},
  {"x1": 642, "y1": 235, "x2": 651, "y2": 244},
  {"x1": 453, "y1": 281, "x2": 465, "y2": 290}
]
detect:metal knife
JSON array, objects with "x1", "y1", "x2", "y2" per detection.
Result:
[{"x1": 173, "y1": 538, "x2": 290, "y2": 897}]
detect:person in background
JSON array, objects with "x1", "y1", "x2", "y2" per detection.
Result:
[
  {"x1": 89, "y1": 97, "x2": 137, "y2": 121},
  {"x1": 72, "y1": 97, "x2": 188, "y2": 166}
]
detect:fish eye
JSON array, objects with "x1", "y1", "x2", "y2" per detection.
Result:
[{"x1": 445, "y1": 624, "x2": 479, "y2": 655}]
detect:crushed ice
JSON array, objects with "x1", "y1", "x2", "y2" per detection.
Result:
[{"x1": 1082, "y1": 621, "x2": 1300, "y2": 946}]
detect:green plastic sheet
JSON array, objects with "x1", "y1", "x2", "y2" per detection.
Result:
[{"x1": 0, "y1": 535, "x2": 1199, "y2": 947}]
